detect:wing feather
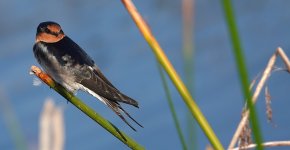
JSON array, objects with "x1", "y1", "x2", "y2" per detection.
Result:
[{"x1": 79, "y1": 67, "x2": 139, "y2": 107}]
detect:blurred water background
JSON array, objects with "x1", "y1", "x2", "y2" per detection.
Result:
[{"x1": 1, "y1": 0, "x2": 290, "y2": 149}]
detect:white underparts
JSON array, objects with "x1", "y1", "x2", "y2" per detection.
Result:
[
  {"x1": 37, "y1": 43, "x2": 106, "y2": 105},
  {"x1": 77, "y1": 83, "x2": 106, "y2": 105}
]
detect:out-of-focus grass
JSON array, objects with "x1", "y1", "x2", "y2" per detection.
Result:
[
  {"x1": 121, "y1": 0, "x2": 223, "y2": 149},
  {"x1": 39, "y1": 99, "x2": 65, "y2": 150},
  {"x1": 0, "y1": 90, "x2": 28, "y2": 150},
  {"x1": 157, "y1": 63, "x2": 187, "y2": 150},
  {"x1": 221, "y1": 0, "x2": 263, "y2": 149},
  {"x1": 182, "y1": 0, "x2": 196, "y2": 149}
]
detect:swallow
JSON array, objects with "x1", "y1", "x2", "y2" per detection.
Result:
[{"x1": 33, "y1": 21, "x2": 143, "y2": 131}]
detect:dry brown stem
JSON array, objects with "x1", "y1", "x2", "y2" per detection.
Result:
[
  {"x1": 228, "y1": 47, "x2": 290, "y2": 149},
  {"x1": 231, "y1": 140, "x2": 290, "y2": 150}
]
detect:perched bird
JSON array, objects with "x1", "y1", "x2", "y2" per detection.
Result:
[{"x1": 33, "y1": 21, "x2": 142, "y2": 131}]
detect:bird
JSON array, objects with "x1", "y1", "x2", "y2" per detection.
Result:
[{"x1": 33, "y1": 21, "x2": 143, "y2": 131}]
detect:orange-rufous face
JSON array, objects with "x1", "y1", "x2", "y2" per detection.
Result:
[{"x1": 36, "y1": 24, "x2": 65, "y2": 43}]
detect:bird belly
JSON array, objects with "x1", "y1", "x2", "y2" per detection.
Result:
[{"x1": 34, "y1": 43, "x2": 81, "y2": 93}]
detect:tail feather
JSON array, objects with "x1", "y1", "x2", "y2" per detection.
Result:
[
  {"x1": 118, "y1": 106, "x2": 143, "y2": 128},
  {"x1": 102, "y1": 97, "x2": 142, "y2": 131}
]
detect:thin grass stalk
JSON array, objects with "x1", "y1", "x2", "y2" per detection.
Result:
[
  {"x1": 182, "y1": 0, "x2": 196, "y2": 149},
  {"x1": 121, "y1": 0, "x2": 223, "y2": 149},
  {"x1": 221, "y1": 0, "x2": 263, "y2": 149},
  {"x1": 232, "y1": 141, "x2": 290, "y2": 150},
  {"x1": 157, "y1": 63, "x2": 187, "y2": 150},
  {"x1": 0, "y1": 90, "x2": 28, "y2": 150},
  {"x1": 30, "y1": 66, "x2": 144, "y2": 150},
  {"x1": 182, "y1": 0, "x2": 194, "y2": 90}
]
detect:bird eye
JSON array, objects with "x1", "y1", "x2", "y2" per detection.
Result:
[
  {"x1": 39, "y1": 27, "x2": 45, "y2": 32},
  {"x1": 39, "y1": 27, "x2": 49, "y2": 33},
  {"x1": 44, "y1": 28, "x2": 51, "y2": 33}
]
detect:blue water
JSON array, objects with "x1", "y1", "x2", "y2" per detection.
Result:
[{"x1": 1, "y1": 0, "x2": 290, "y2": 149}]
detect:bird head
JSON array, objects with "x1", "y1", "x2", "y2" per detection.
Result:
[{"x1": 36, "y1": 21, "x2": 65, "y2": 43}]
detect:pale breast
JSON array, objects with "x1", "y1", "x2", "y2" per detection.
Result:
[{"x1": 33, "y1": 42, "x2": 82, "y2": 93}]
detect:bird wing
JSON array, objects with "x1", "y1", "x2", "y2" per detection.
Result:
[
  {"x1": 79, "y1": 66, "x2": 139, "y2": 108},
  {"x1": 92, "y1": 65, "x2": 118, "y2": 90}
]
